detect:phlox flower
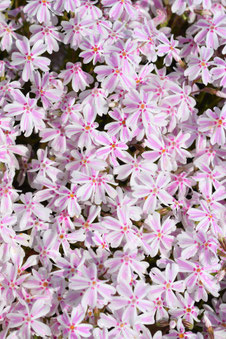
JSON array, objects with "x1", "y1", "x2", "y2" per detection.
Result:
[
  {"x1": 57, "y1": 306, "x2": 93, "y2": 339},
  {"x1": 1, "y1": 262, "x2": 30, "y2": 303},
  {"x1": 123, "y1": 88, "x2": 158, "y2": 128},
  {"x1": 24, "y1": 0, "x2": 54, "y2": 23},
  {"x1": 144, "y1": 212, "x2": 176, "y2": 257},
  {"x1": 157, "y1": 33, "x2": 181, "y2": 66},
  {"x1": 52, "y1": 250, "x2": 86, "y2": 279},
  {"x1": 198, "y1": 106, "x2": 226, "y2": 146},
  {"x1": 149, "y1": 263, "x2": 185, "y2": 307},
  {"x1": 164, "y1": 83, "x2": 196, "y2": 122},
  {"x1": 203, "y1": 302, "x2": 226, "y2": 338},
  {"x1": 0, "y1": 79, "x2": 21, "y2": 106},
  {"x1": 105, "y1": 20, "x2": 127, "y2": 45},
  {"x1": 0, "y1": 214, "x2": 17, "y2": 244},
  {"x1": 0, "y1": 20, "x2": 19, "y2": 52},
  {"x1": 65, "y1": 104, "x2": 99, "y2": 149},
  {"x1": 31, "y1": 71, "x2": 63, "y2": 109},
  {"x1": 164, "y1": 318, "x2": 197, "y2": 339},
  {"x1": 53, "y1": 222, "x2": 86, "y2": 255},
  {"x1": 132, "y1": 172, "x2": 173, "y2": 214},
  {"x1": 69, "y1": 263, "x2": 116, "y2": 308},
  {"x1": 79, "y1": 84, "x2": 108, "y2": 117},
  {"x1": 7, "y1": 300, "x2": 51, "y2": 338},
  {"x1": 40, "y1": 121, "x2": 68, "y2": 153},
  {"x1": 177, "y1": 230, "x2": 218, "y2": 266},
  {"x1": 33, "y1": 176, "x2": 60, "y2": 208},
  {"x1": 77, "y1": 0, "x2": 102, "y2": 20},
  {"x1": 23, "y1": 267, "x2": 54, "y2": 297},
  {"x1": 179, "y1": 37, "x2": 199, "y2": 59},
  {"x1": 134, "y1": 19, "x2": 159, "y2": 62},
  {"x1": 4, "y1": 89, "x2": 45, "y2": 137},
  {"x1": 30, "y1": 23, "x2": 63, "y2": 54},
  {"x1": 95, "y1": 132, "x2": 128, "y2": 166},
  {"x1": 14, "y1": 192, "x2": 51, "y2": 230},
  {"x1": 61, "y1": 15, "x2": 92, "y2": 50},
  {"x1": 28, "y1": 148, "x2": 62, "y2": 182},
  {"x1": 60, "y1": 97, "x2": 81, "y2": 124},
  {"x1": 92, "y1": 232, "x2": 110, "y2": 253},
  {"x1": 59, "y1": 62, "x2": 93, "y2": 92},
  {"x1": 143, "y1": 134, "x2": 175, "y2": 171},
  {"x1": 13, "y1": 250, "x2": 38, "y2": 277},
  {"x1": 169, "y1": 292, "x2": 199, "y2": 325},
  {"x1": 211, "y1": 57, "x2": 226, "y2": 87},
  {"x1": 11, "y1": 37, "x2": 50, "y2": 82},
  {"x1": 184, "y1": 46, "x2": 213, "y2": 85},
  {"x1": 167, "y1": 171, "x2": 195, "y2": 199},
  {"x1": 166, "y1": 132, "x2": 192, "y2": 165},
  {"x1": 188, "y1": 200, "x2": 223, "y2": 235},
  {"x1": 200, "y1": 184, "x2": 226, "y2": 212},
  {"x1": 177, "y1": 259, "x2": 220, "y2": 298},
  {"x1": 110, "y1": 281, "x2": 153, "y2": 325},
  {"x1": 193, "y1": 162, "x2": 224, "y2": 192},
  {"x1": 0, "y1": 176, "x2": 19, "y2": 215},
  {"x1": 79, "y1": 34, "x2": 104, "y2": 65},
  {"x1": 195, "y1": 14, "x2": 226, "y2": 50},
  {"x1": 102, "y1": 208, "x2": 140, "y2": 249},
  {"x1": 94, "y1": 54, "x2": 135, "y2": 93},
  {"x1": 102, "y1": 0, "x2": 137, "y2": 20},
  {"x1": 104, "y1": 249, "x2": 149, "y2": 283},
  {"x1": 194, "y1": 142, "x2": 226, "y2": 167},
  {"x1": 107, "y1": 186, "x2": 142, "y2": 221},
  {"x1": 137, "y1": 296, "x2": 168, "y2": 324},
  {"x1": 72, "y1": 170, "x2": 117, "y2": 204},
  {"x1": 73, "y1": 205, "x2": 104, "y2": 246},
  {"x1": 55, "y1": 184, "x2": 81, "y2": 218},
  {"x1": 34, "y1": 230, "x2": 60, "y2": 268},
  {"x1": 105, "y1": 108, "x2": 131, "y2": 142},
  {"x1": 65, "y1": 148, "x2": 106, "y2": 174},
  {"x1": 114, "y1": 153, "x2": 157, "y2": 185},
  {"x1": 98, "y1": 309, "x2": 138, "y2": 339},
  {"x1": 104, "y1": 39, "x2": 141, "y2": 73}
]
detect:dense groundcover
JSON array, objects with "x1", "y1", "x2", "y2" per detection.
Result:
[{"x1": 0, "y1": 0, "x2": 225, "y2": 338}]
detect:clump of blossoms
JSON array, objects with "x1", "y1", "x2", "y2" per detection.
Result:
[{"x1": 0, "y1": 0, "x2": 225, "y2": 338}]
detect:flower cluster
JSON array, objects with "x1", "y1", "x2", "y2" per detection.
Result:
[{"x1": 0, "y1": 0, "x2": 225, "y2": 338}]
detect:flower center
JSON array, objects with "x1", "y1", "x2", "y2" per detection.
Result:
[
  {"x1": 84, "y1": 222, "x2": 89, "y2": 228},
  {"x1": 140, "y1": 103, "x2": 145, "y2": 109}
]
